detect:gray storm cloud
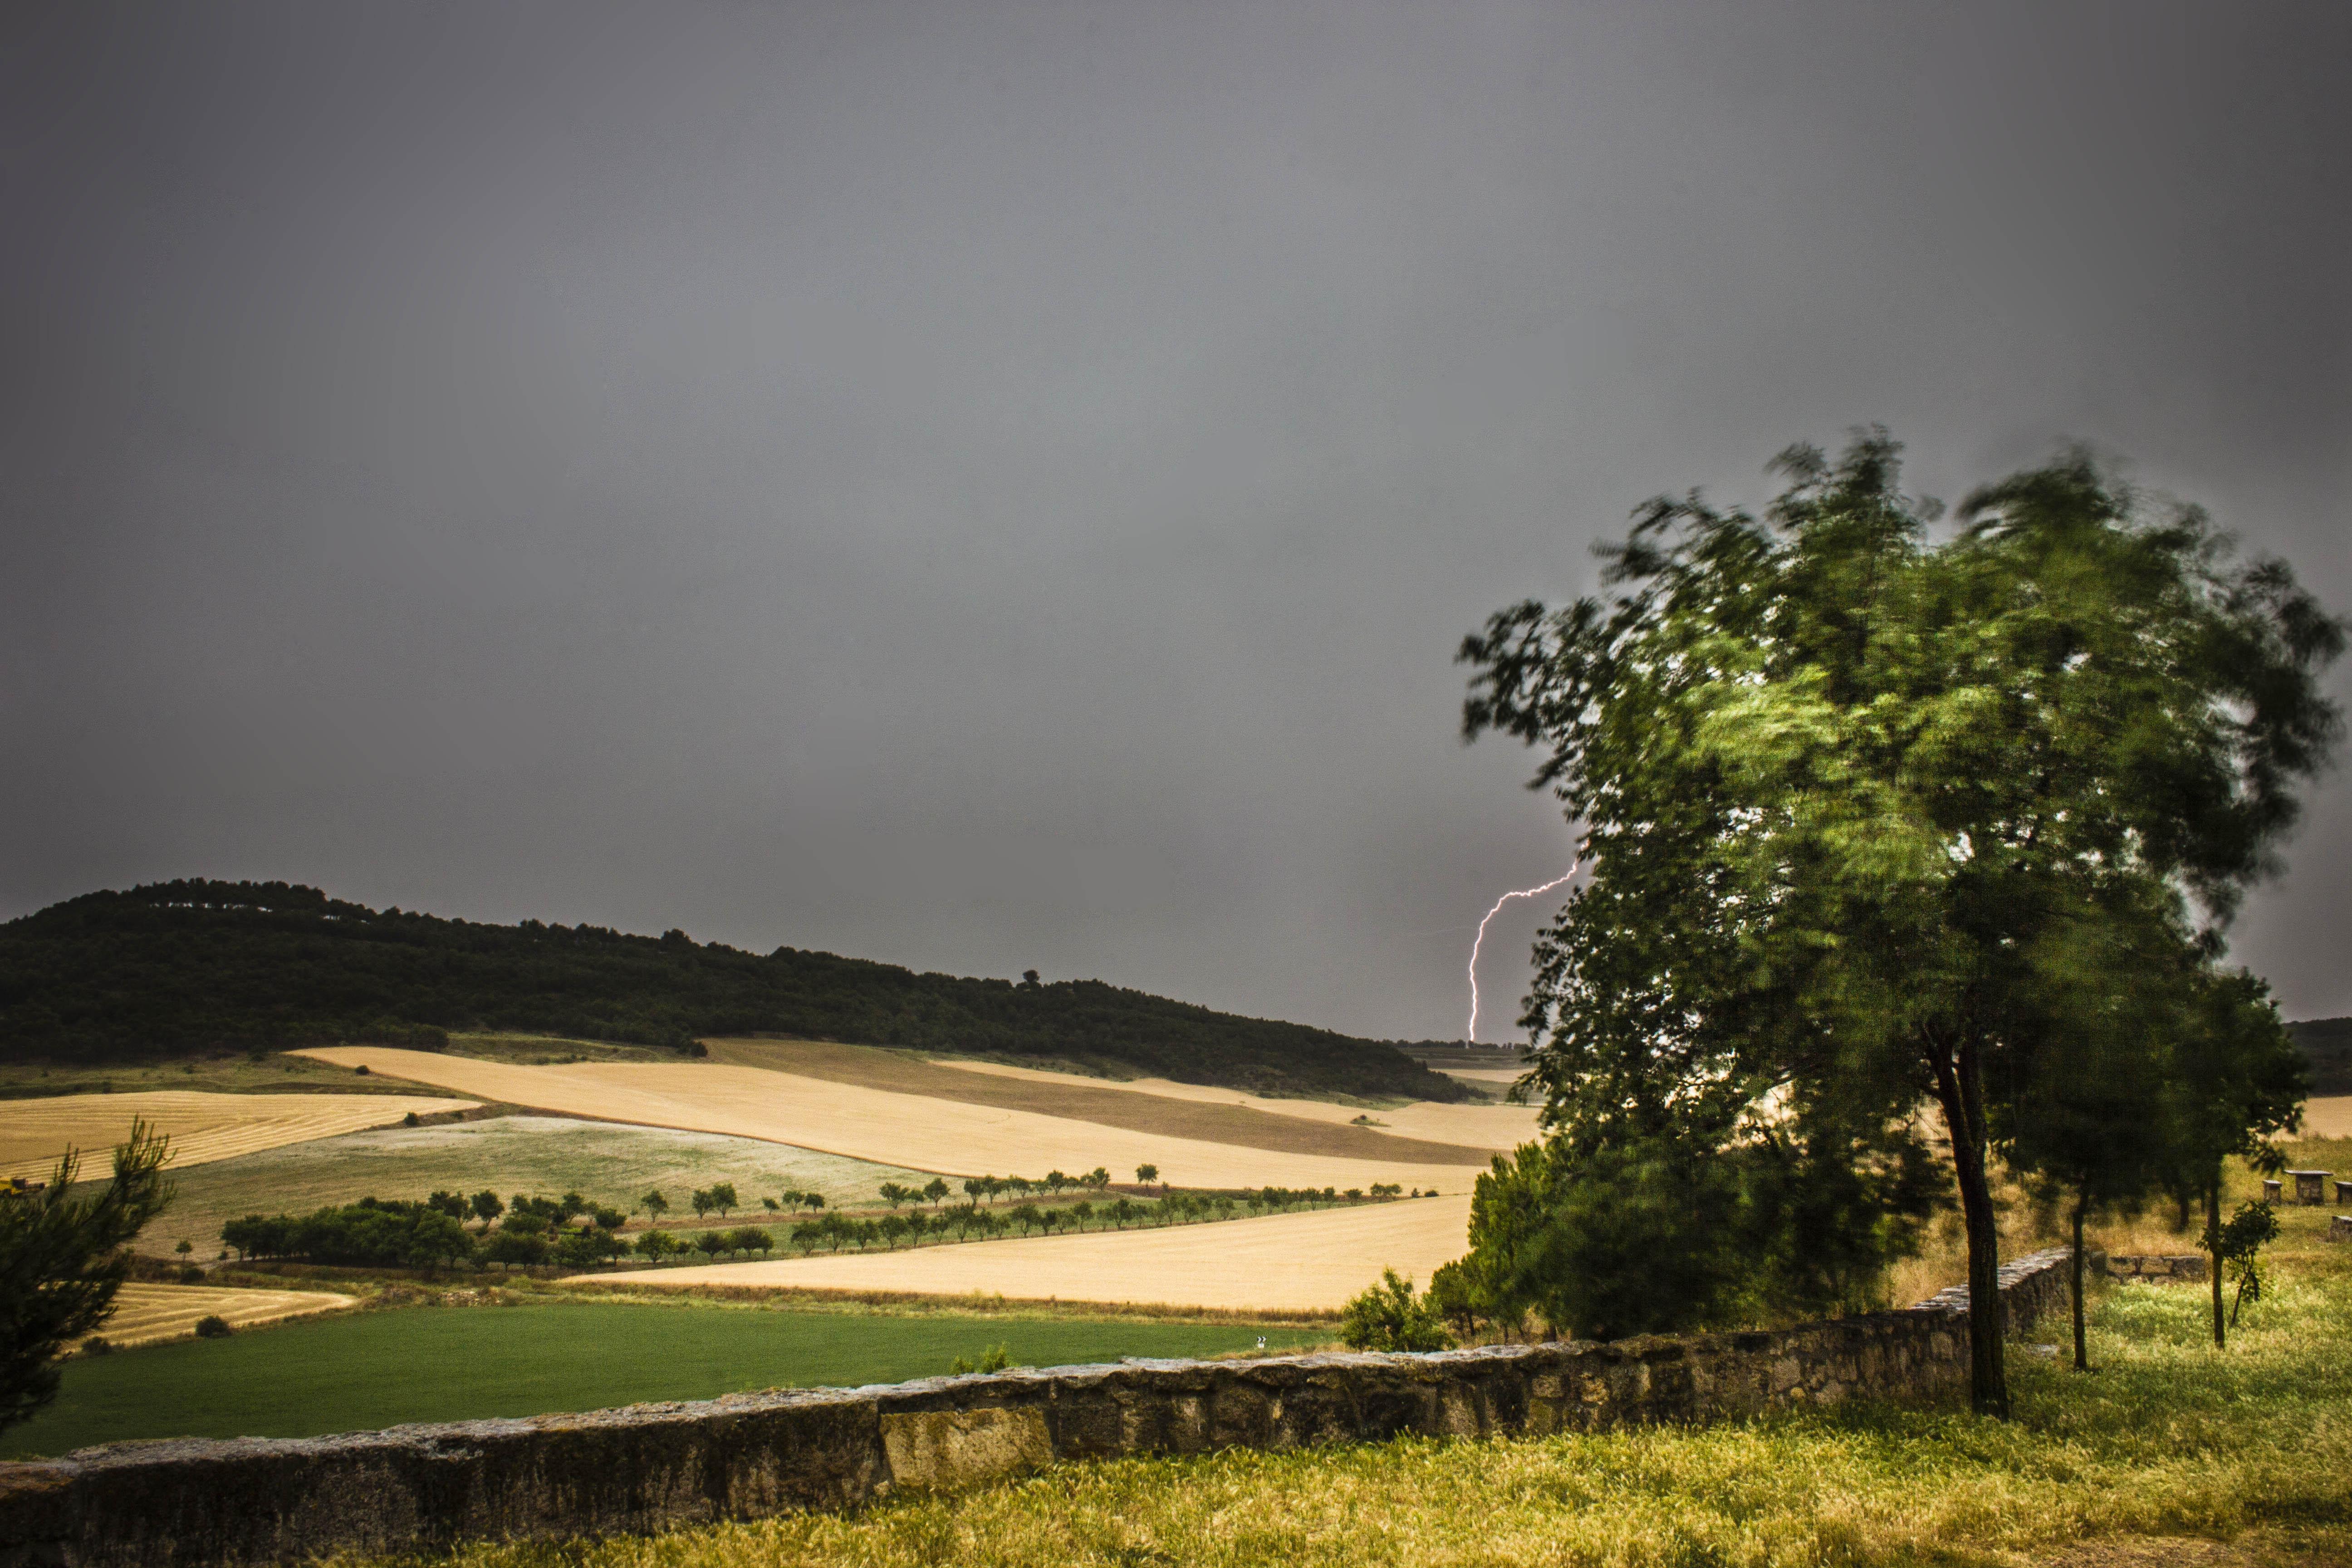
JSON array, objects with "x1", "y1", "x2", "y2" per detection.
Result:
[{"x1": 4, "y1": 0, "x2": 2347, "y2": 1035}]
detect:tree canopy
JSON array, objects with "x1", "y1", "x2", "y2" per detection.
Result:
[{"x1": 1458, "y1": 433, "x2": 2341, "y2": 1413}]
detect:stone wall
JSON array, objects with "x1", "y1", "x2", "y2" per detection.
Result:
[{"x1": 0, "y1": 1250, "x2": 2070, "y2": 1568}]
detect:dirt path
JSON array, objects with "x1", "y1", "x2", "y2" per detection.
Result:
[
  {"x1": 0, "y1": 1091, "x2": 480, "y2": 1182},
  {"x1": 706, "y1": 1039, "x2": 1505, "y2": 1162},
  {"x1": 295, "y1": 1048, "x2": 1480, "y2": 1193},
  {"x1": 591, "y1": 1193, "x2": 1476, "y2": 1313}
]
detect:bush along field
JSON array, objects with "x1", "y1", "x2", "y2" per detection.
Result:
[
  {"x1": 373, "y1": 1180, "x2": 2352, "y2": 1568},
  {"x1": 212, "y1": 1173, "x2": 1436, "y2": 1275}
]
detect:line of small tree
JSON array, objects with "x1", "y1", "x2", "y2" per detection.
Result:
[{"x1": 639, "y1": 1187, "x2": 825, "y2": 1224}]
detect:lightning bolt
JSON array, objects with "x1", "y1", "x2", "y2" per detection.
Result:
[{"x1": 1465, "y1": 862, "x2": 1579, "y2": 1043}]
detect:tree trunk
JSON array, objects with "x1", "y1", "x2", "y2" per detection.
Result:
[
  {"x1": 1926, "y1": 1026, "x2": 2009, "y2": 1418},
  {"x1": 2070, "y1": 1199, "x2": 2087, "y2": 1372},
  {"x1": 2206, "y1": 1178, "x2": 2226, "y2": 1350}
]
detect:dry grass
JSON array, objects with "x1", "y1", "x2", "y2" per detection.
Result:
[
  {"x1": 0, "y1": 1091, "x2": 480, "y2": 1183},
  {"x1": 82, "y1": 1282, "x2": 354, "y2": 1350},
  {"x1": 295, "y1": 1048, "x2": 1477, "y2": 1193},
  {"x1": 922, "y1": 1053, "x2": 1541, "y2": 1152},
  {"x1": 585, "y1": 1193, "x2": 1475, "y2": 1313},
  {"x1": 705, "y1": 1039, "x2": 1505, "y2": 1163}
]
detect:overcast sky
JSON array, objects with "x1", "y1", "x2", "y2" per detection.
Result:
[{"x1": 5, "y1": 1, "x2": 2347, "y2": 1039}]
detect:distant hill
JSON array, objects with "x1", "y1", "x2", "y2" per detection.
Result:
[
  {"x1": 2290, "y1": 1016, "x2": 2352, "y2": 1098},
  {"x1": 0, "y1": 881, "x2": 1468, "y2": 1104}
]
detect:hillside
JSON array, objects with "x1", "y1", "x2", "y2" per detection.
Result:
[
  {"x1": 0, "y1": 882, "x2": 1467, "y2": 1103},
  {"x1": 2291, "y1": 1016, "x2": 2352, "y2": 1097}
]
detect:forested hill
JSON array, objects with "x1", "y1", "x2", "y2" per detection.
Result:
[
  {"x1": 2291, "y1": 1017, "x2": 2352, "y2": 1097},
  {"x1": 0, "y1": 882, "x2": 1468, "y2": 1103}
]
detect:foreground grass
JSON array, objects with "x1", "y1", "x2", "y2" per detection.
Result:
[
  {"x1": 388, "y1": 1200, "x2": 2351, "y2": 1568},
  {"x1": 4, "y1": 1304, "x2": 1323, "y2": 1459}
]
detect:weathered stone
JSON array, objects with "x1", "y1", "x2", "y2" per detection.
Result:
[
  {"x1": 880, "y1": 1406, "x2": 1052, "y2": 1488},
  {"x1": 2287, "y1": 1171, "x2": 2328, "y2": 1206},
  {"x1": 2330, "y1": 1215, "x2": 2352, "y2": 1244}
]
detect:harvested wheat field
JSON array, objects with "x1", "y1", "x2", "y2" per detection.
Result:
[
  {"x1": 0, "y1": 1092, "x2": 480, "y2": 1183},
  {"x1": 2298, "y1": 1095, "x2": 2352, "y2": 1140},
  {"x1": 926, "y1": 1053, "x2": 1541, "y2": 1151},
  {"x1": 83, "y1": 1283, "x2": 355, "y2": 1350},
  {"x1": 593, "y1": 1192, "x2": 1477, "y2": 1313},
  {"x1": 296, "y1": 1047, "x2": 1474, "y2": 1193}
]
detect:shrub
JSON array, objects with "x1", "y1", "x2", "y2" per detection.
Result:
[
  {"x1": 1339, "y1": 1268, "x2": 1455, "y2": 1353},
  {"x1": 79, "y1": 1337, "x2": 111, "y2": 1357},
  {"x1": 949, "y1": 1343, "x2": 1013, "y2": 1375},
  {"x1": 193, "y1": 1315, "x2": 233, "y2": 1339},
  {"x1": 177, "y1": 1265, "x2": 204, "y2": 1284}
]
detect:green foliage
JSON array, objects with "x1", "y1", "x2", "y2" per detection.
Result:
[
  {"x1": 0, "y1": 1120, "x2": 173, "y2": 1431},
  {"x1": 1338, "y1": 1268, "x2": 1455, "y2": 1353},
  {"x1": 191, "y1": 1315, "x2": 232, "y2": 1340},
  {"x1": 0, "y1": 880, "x2": 1464, "y2": 1102},
  {"x1": 2211, "y1": 1199, "x2": 2280, "y2": 1329},
  {"x1": 948, "y1": 1343, "x2": 1013, "y2": 1375},
  {"x1": 1459, "y1": 432, "x2": 2343, "y2": 1409},
  {"x1": 222, "y1": 1199, "x2": 474, "y2": 1269}
]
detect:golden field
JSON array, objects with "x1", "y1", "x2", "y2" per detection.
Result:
[
  {"x1": 81, "y1": 1283, "x2": 355, "y2": 1350},
  {"x1": 2299, "y1": 1094, "x2": 2351, "y2": 1140},
  {"x1": 296, "y1": 1047, "x2": 1481, "y2": 1194},
  {"x1": 928, "y1": 1055, "x2": 1542, "y2": 1151},
  {"x1": 589, "y1": 1192, "x2": 1478, "y2": 1313},
  {"x1": 0, "y1": 1091, "x2": 479, "y2": 1183}
]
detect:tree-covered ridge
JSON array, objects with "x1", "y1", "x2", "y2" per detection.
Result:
[
  {"x1": 2290, "y1": 1018, "x2": 2352, "y2": 1096},
  {"x1": 0, "y1": 881, "x2": 1466, "y2": 1103}
]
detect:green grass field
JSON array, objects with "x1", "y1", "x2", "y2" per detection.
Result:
[
  {"x1": 3, "y1": 1303, "x2": 1325, "y2": 1459},
  {"x1": 140, "y1": 1114, "x2": 928, "y2": 1257}
]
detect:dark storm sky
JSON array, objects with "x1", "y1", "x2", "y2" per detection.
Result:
[{"x1": 5, "y1": 2, "x2": 2347, "y2": 1038}]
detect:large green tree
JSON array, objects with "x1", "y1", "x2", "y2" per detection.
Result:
[{"x1": 1461, "y1": 433, "x2": 2341, "y2": 1415}]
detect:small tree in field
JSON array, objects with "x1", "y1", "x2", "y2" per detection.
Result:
[
  {"x1": 470, "y1": 1191, "x2": 505, "y2": 1228},
  {"x1": 0, "y1": 1121, "x2": 173, "y2": 1432},
  {"x1": 641, "y1": 1190, "x2": 669, "y2": 1223},
  {"x1": 1339, "y1": 1269, "x2": 1455, "y2": 1353},
  {"x1": 1135, "y1": 1164, "x2": 1159, "y2": 1192},
  {"x1": 922, "y1": 1178, "x2": 950, "y2": 1208}
]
